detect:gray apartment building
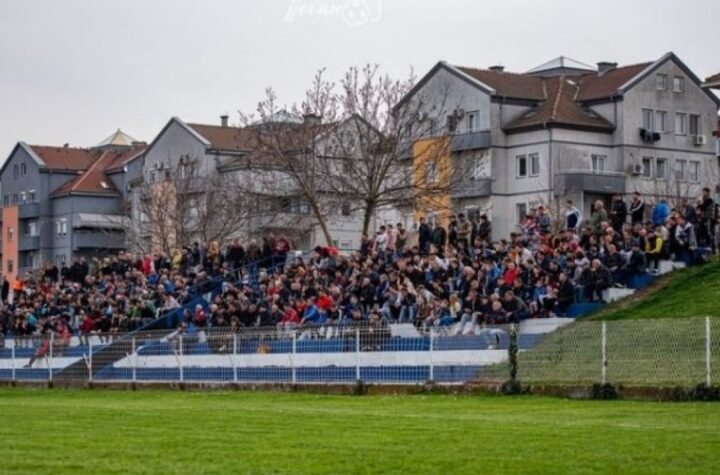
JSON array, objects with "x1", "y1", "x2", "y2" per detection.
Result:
[
  {"x1": 0, "y1": 130, "x2": 145, "y2": 281},
  {"x1": 400, "y1": 52, "x2": 720, "y2": 239}
]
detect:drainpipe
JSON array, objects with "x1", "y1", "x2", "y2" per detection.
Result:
[{"x1": 548, "y1": 124, "x2": 554, "y2": 204}]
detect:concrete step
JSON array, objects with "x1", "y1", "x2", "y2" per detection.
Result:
[
  {"x1": 602, "y1": 287, "x2": 636, "y2": 303},
  {"x1": 657, "y1": 260, "x2": 686, "y2": 275}
]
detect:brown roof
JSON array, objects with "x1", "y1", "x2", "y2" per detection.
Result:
[
  {"x1": 186, "y1": 123, "x2": 256, "y2": 151},
  {"x1": 504, "y1": 77, "x2": 614, "y2": 131},
  {"x1": 705, "y1": 72, "x2": 720, "y2": 85},
  {"x1": 28, "y1": 145, "x2": 99, "y2": 171},
  {"x1": 455, "y1": 67, "x2": 546, "y2": 100},
  {"x1": 51, "y1": 144, "x2": 147, "y2": 197},
  {"x1": 575, "y1": 62, "x2": 651, "y2": 101}
]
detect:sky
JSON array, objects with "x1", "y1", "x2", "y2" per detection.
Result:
[{"x1": 0, "y1": 0, "x2": 718, "y2": 158}]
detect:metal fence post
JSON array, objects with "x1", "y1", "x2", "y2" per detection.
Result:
[
  {"x1": 179, "y1": 334, "x2": 184, "y2": 383},
  {"x1": 355, "y1": 329, "x2": 361, "y2": 381},
  {"x1": 706, "y1": 317, "x2": 712, "y2": 387},
  {"x1": 429, "y1": 328, "x2": 435, "y2": 382},
  {"x1": 233, "y1": 334, "x2": 238, "y2": 384},
  {"x1": 291, "y1": 332, "x2": 297, "y2": 384},
  {"x1": 601, "y1": 321, "x2": 607, "y2": 385},
  {"x1": 49, "y1": 333, "x2": 54, "y2": 383},
  {"x1": 11, "y1": 344, "x2": 15, "y2": 382},
  {"x1": 132, "y1": 337, "x2": 137, "y2": 384},
  {"x1": 88, "y1": 340, "x2": 93, "y2": 383}
]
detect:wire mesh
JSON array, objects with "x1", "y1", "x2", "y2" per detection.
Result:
[{"x1": 0, "y1": 318, "x2": 717, "y2": 387}]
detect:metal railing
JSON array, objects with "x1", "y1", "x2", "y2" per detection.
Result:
[{"x1": 2, "y1": 317, "x2": 715, "y2": 387}]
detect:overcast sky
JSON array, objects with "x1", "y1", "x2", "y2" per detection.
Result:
[{"x1": 1, "y1": 0, "x2": 718, "y2": 157}]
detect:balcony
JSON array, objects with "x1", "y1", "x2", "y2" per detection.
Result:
[
  {"x1": 555, "y1": 170, "x2": 626, "y2": 195},
  {"x1": 18, "y1": 235, "x2": 40, "y2": 251},
  {"x1": 450, "y1": 130, "x2": 492, "y2": 152},
  {"x1": 72, "y1": 230, "x2": 125, "y2": 250},
  {"x1": 451, "y1": 177, "x2": 493, "y2": 199},
  {"x1": 18, "y1": 202, "x2": 40, "y2": 218}
]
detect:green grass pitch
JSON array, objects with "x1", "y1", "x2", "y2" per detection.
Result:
[{"x1": 1, "y1": 388, "x2": 719, "y2": 474}]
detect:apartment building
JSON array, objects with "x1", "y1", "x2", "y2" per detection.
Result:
[
  {"x1": 0, "y1": 130, "x2": 145, "y2": 281},
  {"x1": 401, "y1": 52, "x2": 720, "y2": 238},
  {"x1": 134, "y1": 115, "x2": 373, "y2": 251}
]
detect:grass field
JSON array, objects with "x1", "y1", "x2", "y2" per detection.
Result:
[
  {"x1": 1, "y1": 388, "x2": 719, "y2": 474},
  {"x1": 590, "y1": 258, "x2": 720, "y2": 320}
]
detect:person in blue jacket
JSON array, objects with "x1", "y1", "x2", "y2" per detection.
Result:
[{"x1": 652, "y1": 199, "x2": 670, "y2": 226}]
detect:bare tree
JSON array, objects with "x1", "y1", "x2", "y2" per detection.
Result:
[
  {"x1": 239, "y1": 65, "x2": 468, "y2": 243},
  {"x1": 125, "y1": 157, "x2": 256, "y2": 254}
]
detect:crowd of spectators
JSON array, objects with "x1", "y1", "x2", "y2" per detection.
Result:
[{"x1": 1, "y1": 190, "x2": 716, "y2": 356}]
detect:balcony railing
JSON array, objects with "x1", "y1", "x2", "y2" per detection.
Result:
[
  {"x1": 72, "y1": 231, "x2": 125, "y2": 250},
  {"x1": 555, "y1": 170, "x2": 626, "y2": 195},
  {"x1": 451, "y1": 177, "x2": 493, "y2": 199},
  {"x1": 18, "y1": 202, "x2": 40, "y2": 218},
  {"x1": 18, "y1": 235, "x2": 40, "y2": 251},
  {"x1": 450, "y1": 130, "x2": 492, "y2": 152}
]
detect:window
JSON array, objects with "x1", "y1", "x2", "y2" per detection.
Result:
[
  {"x1": 689, "y1": 114, "x2": 701, "y2": 136},
  {"x1": 19, "y1": 192, "x2": 26, "y2": 203},
  {"x1": 656, "y1": 74, "x2": 668, "y2": 91},
  {"x1": 689, "y1": 161, "x2": 700, "y2": 182},
  {"x1": 655, "y1": 110, "x2": 667, "y2": 133},
  {"x1": 13, "y1": 165, "x2": 18, "y2": 178},
  {"x1": 673, "y1": 76, "x2": 684, "y2": 93},
  {"x1": 12, "y1": 194, "x2": 17, "y2": 204},
  {"x1": 28, "y1": 191, "x2": 35, "y2": 202},
  {"x1": 591, "y1": 154, "x2": 607, "y2": 173},
  {"x1": 642, "y1": 157, "x2": 653, "y2": 178},
  {"x1": 341, "y1": 202, "x2": 351, "y2": 216},
  {"x1": 56, "y1": 219, "x2": 67, "y2": 237},
  {"x1": 426, "y1": 160, "x2": 438, "y2": 183},
  {"x1": 20, "y1": 163, "x2": 27, "y2": 176},
  {"x1": 339, "y1": 240, "x2": 352, "y2": 250},
  {"x1": 516, "y1": 155, "x2": 528, "y2": 178},
  {"x1": 674, "y1": 159, "x2": 687, "y2": 181},
  {"x1": 529, "y1": 153, "x2": 540, "y2": 176},
  {"x1": 516, "y1": 203, "x2": 528, "y2": 224},
  {"x1": 656, "y1": 158, "x2": 668, "y2": 180},
  {"x1": 642, "y1": 108, "x2": 654, "y2": 130},
  {"x1": 675, "y1": 113, "x2": 687, "y2": 135},
  {"x1": 2, "y1": 195, "x2": 7, "y2": 206},
  {"x1": 7, "y1": 260, "x2": 13, "y2": 274},
  {"x1": 7, "y1": 227, "x2": 13, "y2": 242},
  {"x1": 467, "y1": 111, "x2": 478, "y2": 132},
  {"x1": 28, "y1": 221, "x2": 37, "y2": 236}
]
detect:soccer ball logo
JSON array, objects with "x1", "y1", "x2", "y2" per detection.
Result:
[{"x1": 342, "y1": 0, "x2": 372, "y2": 27}]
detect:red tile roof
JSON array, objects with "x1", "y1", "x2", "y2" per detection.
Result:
[
  {"x1": 49, "y1": 144, "x2": 147, "y2": 197},
  {"x1": 186, "y1": 123, "x2": 256, "y2": 151},
  {"x1": 28, "y1": 145, "x2": 99, "y2": 171},
  {"x1": 455, "y1": 67, "x2": 546, "y2": 100},
  {"x1": 575, "y1": 62, "x2": 652, "y2": 101},
  {"x1": 504, "y1": 76, "x2": 614, "y2": 131}
]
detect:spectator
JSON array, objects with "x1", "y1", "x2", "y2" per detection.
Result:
[{"x1": 629, "y1": 192, "x2": 645, "y2": 225}]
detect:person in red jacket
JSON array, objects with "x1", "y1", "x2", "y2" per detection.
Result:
[{"x1": 277, "y1": 301, "x2": 300, "y2": 335}]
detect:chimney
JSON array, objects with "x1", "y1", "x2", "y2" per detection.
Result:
[
  {"x1": 489, "y1": 65, "x2": 505, "y2": 73},
  {"x1": 303, "y1": 113, "x2": 322, "y2": 128},
  {"x1": 597, "y1": 62, "x2": 618, "y2": 74},
  {"x1": 220, "y1": 114, "x2": 229, "y2": 127}
]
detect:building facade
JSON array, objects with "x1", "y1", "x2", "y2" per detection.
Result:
[
  {"x1": 401, "y1": 52, "x2": 720, "y2": 238},
  {"x1": 0, "y1": 131, "x2": 145, "y2": 281}
]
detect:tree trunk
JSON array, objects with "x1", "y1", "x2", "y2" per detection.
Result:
[
  {"x1": 310, "y1": 201, "x2": 334, "y2": 246},
  {"x1": 361, "y1": 200, "x2": 376, "y2": 238}
]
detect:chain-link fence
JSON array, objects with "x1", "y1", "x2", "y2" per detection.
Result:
[{"x1": 0, "y1": 318, "x2": 716, "y2": 387}]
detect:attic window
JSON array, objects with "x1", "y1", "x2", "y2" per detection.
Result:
[{"x1": 100, "y1": 181, "x2": 109, "y2": 189}]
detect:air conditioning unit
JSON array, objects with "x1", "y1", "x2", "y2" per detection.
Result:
[
  {"x1": 454, "y1": 108, "x2": 465, "y2": 119},
  {"x1": 631, "y1": 163, "x2": 644, "y2": 175},
  {"x1": 695, "y1": 135, "x2": 707, "y2": 146}
]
